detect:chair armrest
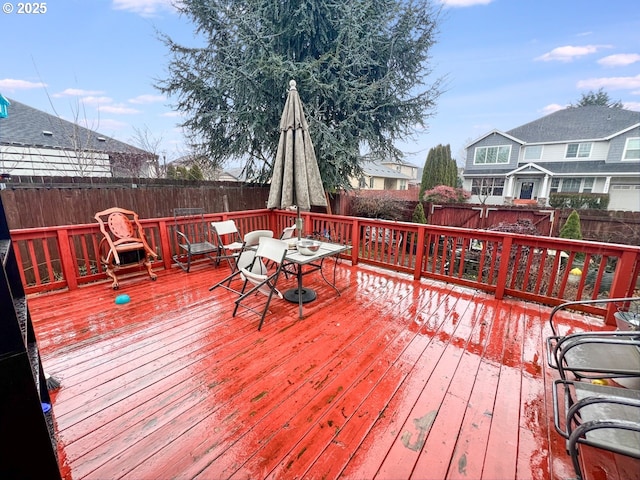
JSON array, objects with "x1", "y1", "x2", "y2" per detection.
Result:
[
  {"x1": 547, "y1": 332, "x2": 640, "y2": 380},
  {"x1": 553, "y1": 379, "x2": 640, "y2": 438},
  {"x1": 568, "y1": 419, "x2": 640, "y2": 460},
  {"x1": 549, "y1": 297, "x2": 640, "y2": 336},
  {"x1": 176, "y1": 230, "x2": 191, "y2": 247}
]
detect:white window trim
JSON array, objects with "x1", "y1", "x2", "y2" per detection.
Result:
[
  {"x1": 471, "y1": 177, "x2": 505, "y2": 196},
  {"x1": 473, "y1": 145, "x2": 511, "y2": 165},
  {"x1": 565, "y1": 142, "x2": 592, "y2": 159},
  {"x1": 622, "y1": 137, "x2": 640, "y2": 160},
  {"x1": 550, "y1": 177, "x2": 596, "y2": 193},
  {"x1": 523, "y1": 145, "x2": 543, "y2": 161}
]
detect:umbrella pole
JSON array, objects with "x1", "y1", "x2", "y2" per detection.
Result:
[{"x1": 296, "y1": 210, "x2": 303, "y2": 240}]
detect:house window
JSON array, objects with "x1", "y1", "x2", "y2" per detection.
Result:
[
  {"x1": 358, "y1": 177, "x2": 366, "y2": 188},
  {"x1": 623, "y1": 137, "x2": 640, "y2": 160},
  {"x1": 562, "y1": 178, "x2": 581, "y2": 192},
  {"x1": 551, "y1": 178, "x2": 595, "y2": 193},
  {"x1": 399, "y1": 180, "x2": 407, "y2": 190},
  {"x1": 369, "y1": 177, "x2": 374, "y2": 189},
  {"x1": 524, "y1": 145, "x2": 543, "y2": 160},
  {"x1": 474, "y1": 146, "x2": 511, "y2": 165},
  {"x1": 471, "y1": 177, "x2": 505, "y2": 196},
  {"x1": 565, "y1": 143, "x2": 592, "y2": 158},
  {"x1": 582, "y1": 177, "x2": 594, "y2": 193}
]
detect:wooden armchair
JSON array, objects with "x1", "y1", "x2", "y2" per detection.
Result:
[{"x1": 95, "y1": 207, "x2": 158, "y2": 289}]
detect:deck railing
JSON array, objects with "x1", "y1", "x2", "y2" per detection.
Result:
[{"x1": 12, "y1": 209, "x2": 640, "y2": 323}]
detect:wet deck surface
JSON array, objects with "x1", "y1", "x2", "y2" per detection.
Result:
[{"x1": 29, "y1": 258, "x2": 638, "y2": 479}]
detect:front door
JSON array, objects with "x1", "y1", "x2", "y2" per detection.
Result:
[{"x1": 520, "y1": 182, "x2": 534, "y2": 200}]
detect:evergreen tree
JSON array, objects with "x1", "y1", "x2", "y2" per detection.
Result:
[
  {"x1": 412, "y1": 202, "x2": 427, "y2": 224},
  {"x1": 559, "y1": 210, "x2": 583, "y2": 240},
  {"x1": 157, "y1": 0, "x2": 443, "y2": 191},
  {"x1": 188, "y1": 164, "x2": 204, "y2": 180},
  {"x1": 176, "y1": 166, "x2": 189, "y2": 180},
  {"x1": 420, "y1": 143, "x2": 457, "y2": 198},
  {"x1": 572, "y1": 88, "x2": 623, "y2": 108},
  {"x1": 166, "y1": 164, "x2": 177, "y2": 179}
]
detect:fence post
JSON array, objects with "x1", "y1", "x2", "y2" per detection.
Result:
[{"x1": 57, "y1": 229, "x2": 77, "y2": 291}]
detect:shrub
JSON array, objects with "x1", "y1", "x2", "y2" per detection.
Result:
[
  {"x1": 351, "y1": 194, "x2": 404, "y2": 220},
  {"x1": 422, "y1": 185, "x2": 470, "y2": 204},
  {"x1": 412, "y1": 202, "x2": 427, "y2": 224},
  {"x1": 549, "y1": 192, "x2": 609, "y2": 210},
  {"x1": 487, "y1": 218, "x2": 539, "y2": 236},
  {"x1": 559, "y1": 210, "x2": 582, "y2": 240}
]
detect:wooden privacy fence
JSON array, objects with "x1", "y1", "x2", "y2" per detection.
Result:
[{"x1": 11, "y1": 209, "x2": 640, "y2": 324}]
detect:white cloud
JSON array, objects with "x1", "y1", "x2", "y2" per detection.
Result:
[
  {"x1": 535, "y1": 45, "x2": 611, "y2": 62},
  {"x1": 440, "y1": 0, "x2": 492, "y2": 6},
  {"x1": 54, "y1": 88, "x2": 105, "y2": 97},
  {"x1": 598, "y1": 53, "x2": 640, "y2": 67},
  {"x1": 0, "y1": 78, "x2": 47, "y2": 91},
  {"x1": 98, "y1": 105, "x2": 141, "y2": 114},
  {"x1": 129, "y1": 94, "x2": 165, "y2": 104},
  {"x1": 112, "y1": 0, "x2": 175, "y2": 16},
  {"x1": 95, "y1": 118, "x2": 130, "y2": 131},
  {"x1": 577, "y1": 74, "x2": 640, "y2": 91},
  {"x1": 540, "y1": 104, "x2": 567, "y2": 115},
  {"x1": 81, "y1": 96, "x2": 113, "y2": 106}
]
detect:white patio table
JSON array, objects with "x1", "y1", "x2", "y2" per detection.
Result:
[{"x1": 282, "y1": 241, "x2": 349, "y2": 319}]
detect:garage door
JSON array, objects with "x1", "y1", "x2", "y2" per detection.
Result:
[{"x1": 608, "y1": 185, "x2": 640, "y2": 211}]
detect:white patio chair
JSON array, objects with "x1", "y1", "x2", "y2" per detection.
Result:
[
  {"x1": 280, "y1": 224, "x2": 296, "y2": 241},
  {"x1": 209, "y1": 229, "x2": 273, "y2": 293},
  {"x1": 233, "y1": 237, "x2": 289, "y2": 330},
  {"x1": 211, "y1": 219, "x2": 244, "y2": 269}
]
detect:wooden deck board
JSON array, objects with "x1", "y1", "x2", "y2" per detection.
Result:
[{"x1": 27, "y1": 260, "x2": 639, "y2": 480}]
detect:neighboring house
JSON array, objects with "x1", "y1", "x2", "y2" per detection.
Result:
[
  {"x1": 462, "y1": 106, "x2": 640, "y2": 211},
  {"x1": 218, "y1": 167, "x2": 250, "y2": 182},
  {"x1": 351, "y1": 160, "x2": 415, "y2": 190},
  {"x1": 0, "y1": 98, "x2": 156, "y2": 178}
]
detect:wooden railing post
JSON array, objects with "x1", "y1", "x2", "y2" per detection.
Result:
[
  {"x1": 494, "y1": 235, "x2": 512, "y2": 300},
  {"x1": 57, "y1": 229, "x2": 78, "y2": 291},
  {"x1": 158, "y1": 219, "x2": 173, "y2": 270},
  {"x1": 351, "y1": 218, "x2": 360, "y2": 265},
  {"x1": 413, "y1": 226, "x2": 426, "y2": 281},
  {"x1": 606, "y1": 250, "x2": 639, "y2": 326}
]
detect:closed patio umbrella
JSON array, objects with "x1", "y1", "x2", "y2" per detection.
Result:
[
  {"x1": 267, "y1": 79, "x2": 327, "y2": 239},
  {"x1": 267, "y1": 80, "x2": 327, "y2": 307}
]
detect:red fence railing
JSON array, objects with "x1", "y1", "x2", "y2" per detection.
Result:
[{"x1": 12, "y1": 209, "x2": 640, "y2": 324}]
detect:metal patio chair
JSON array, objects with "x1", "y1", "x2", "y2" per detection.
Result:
[
  {"x1": 172, "y1": 208, "x2": 217, "y2": 272},
  {"x1": 552, "y1": 379, "x2": 640, "y2": 480},
  {"x1": 546, "y1": 297, "x2": 640, "y2": 382}
]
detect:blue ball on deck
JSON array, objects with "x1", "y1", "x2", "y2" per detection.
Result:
[{"x1": 115, "y1": 294, "x2": 131, "y2": 305}]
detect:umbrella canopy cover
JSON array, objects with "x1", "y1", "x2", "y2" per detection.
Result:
[{"x1": 267, "y1": 80, "x2": 327, "y2": 211}]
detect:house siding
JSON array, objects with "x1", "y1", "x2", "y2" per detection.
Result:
[
  {"x1": 1, "y1": 145, "x2": 111, "y2": 177},
  {"x1": 607, "y1": 126, "x2": 640, "y2": 162}
]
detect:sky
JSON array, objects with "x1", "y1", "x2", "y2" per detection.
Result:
[{"x1": 1, "y1": 0, "x2": 639, "y2": 168}]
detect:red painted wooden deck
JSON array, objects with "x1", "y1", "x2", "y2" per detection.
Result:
[{"x1": 29, "y1": 259, "x2": 639, "y2": 480}]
